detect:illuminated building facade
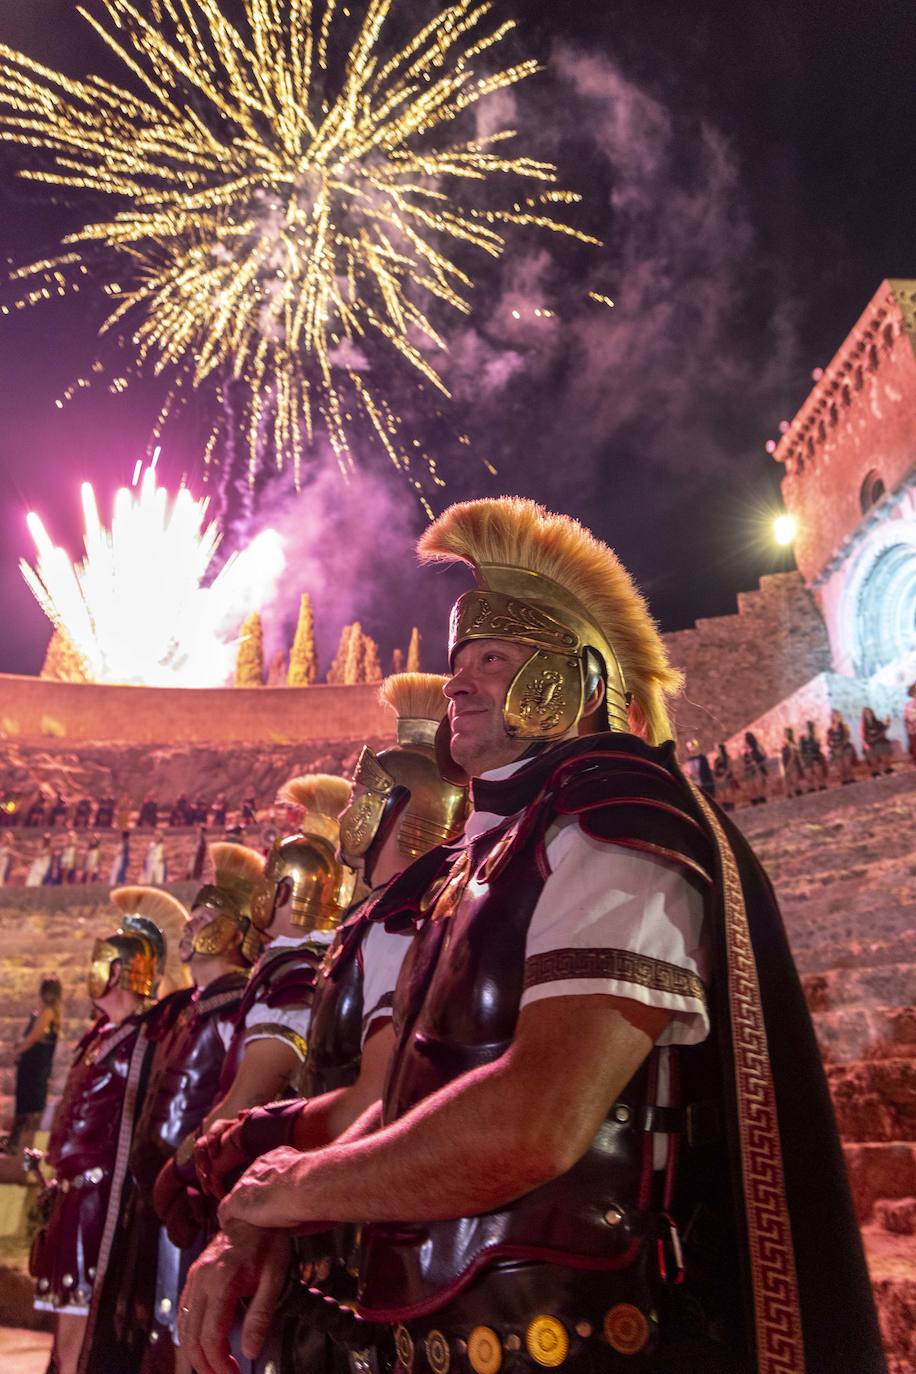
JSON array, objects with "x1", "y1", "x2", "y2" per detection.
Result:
[{"x1": 776, "y1": 278, "x2": 916, "y2": 694}]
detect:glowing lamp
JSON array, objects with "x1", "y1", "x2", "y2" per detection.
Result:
[{"x1": 773, "y1": 514, "x2": 798, "y2": 546}]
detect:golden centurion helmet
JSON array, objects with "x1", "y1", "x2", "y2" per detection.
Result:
[
  {"x1": 88, "y1": 884, "x2": 178, "y2": 1001},
  {"x1": 188, "y1": 842, "x2": 266, "y2": 965},
  {"x1": 254, "y1": 774, "x2": 356, "y2": 935},
  {"x1": 417, "y1": 497, "x2": 682, "y2": 747},
  {"x1": 107, "y1": 886, "x2": 191, "y2": 996},
  {"x1": 339, "y1": 673, "x2": 469, "y2": 874}
]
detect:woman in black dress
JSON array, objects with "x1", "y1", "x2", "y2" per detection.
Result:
[{"x1": 7, "y1": 975, "x2": 62, "y2": 1151}]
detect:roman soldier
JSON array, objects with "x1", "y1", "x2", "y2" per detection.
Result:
[
  {"x1": 169, "y1": 777, "x2": 355, "y2": 1371},
  {"x1": 30, "y1": 888, "x2": 177, "y2": 1374},
  {"x1": 114, "y1": 843, "x2": 264, "y2": 1374},
  {"x1": 190, "y1": 497, "x2": 884, "y2": 1374},
  {"x1": 190, "y1": 675, "x2": 469, "y2": 1371}
]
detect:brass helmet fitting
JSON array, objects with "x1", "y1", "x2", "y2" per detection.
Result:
[
  {"x1": 418, "y1": 498, "x2": 684, "y2": 750},
  {"x1": 88, "y1": 928, "x2": 159, "y2": 1001},
  {"x1": 254, "y1": 775, "x2": 356, "y2": 935},
  {"x1": 339, "y1": 673, "x2": 469, "y2": 874},
  {"x1": 188, "y1": 842, "x2": 266, "y2": 965}
]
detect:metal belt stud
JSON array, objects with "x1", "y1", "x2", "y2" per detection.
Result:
[
  {"x1": 425, "y1": 1329, "x2": 451, "y2": 1374},
  {"x1": 603, "y1": 1305, "x2": 649, "y2": 1356},
  {"x1": 467, "y1": 1325, "x2": 502, "y2": 1374},
  {"x1": 394, "y1": 1323, "x2": 415, "y2": 1372},
  {"x1": 525, "y1": 1316, "x2": 569, "y2": 1367}
]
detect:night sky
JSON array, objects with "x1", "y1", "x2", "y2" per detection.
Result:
[{"x1": 1, "y1": 0, "x2": 915, "y2": 678}]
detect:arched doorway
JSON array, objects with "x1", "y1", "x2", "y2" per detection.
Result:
[{"x1": 853, "y1": 540, "x2": 916, "y2": 676}]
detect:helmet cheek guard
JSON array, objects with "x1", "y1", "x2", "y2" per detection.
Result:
[
  {"x1": 361, "y1": 784, "x2": 410, "y2": 886},
  {"x1": 338, "y1": 747, "x2": 396, "y2": 866},
  {"x1": 502, "y1": 647, "x2": 585, "y2": 740}
]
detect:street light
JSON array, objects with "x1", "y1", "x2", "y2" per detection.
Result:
[{"x1": 773, "y1": 513, "x2": 797, "y2": 546}]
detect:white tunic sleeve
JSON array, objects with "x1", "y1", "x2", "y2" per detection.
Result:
[
  {"x1": 243, "y1": 1000, "x2": 312, "y2": 1061},
  {"x1": 519, "y1": 819, "x2": 710, "y2": 1047},
  {"x1": 360, "y1": 923, "x2": 412, "y2": 1046}
]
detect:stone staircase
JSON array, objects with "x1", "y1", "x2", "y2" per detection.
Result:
[{"x1": 738, "y1": 768, "x2": 916, "y2": 1373}]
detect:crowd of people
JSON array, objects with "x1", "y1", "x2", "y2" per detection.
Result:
[
  {"x1": 0, "y1": 808, "x2": 273, "y2": 889},
  {"x1": 1, "y1": 498, "x2": 884, "y2": 1374},
  {"x1": 4, "y1": 788, "x2": 239, "y2": 833},
  {"x1": 683, "y1": 693, "x2": 916, "y2": 811}
]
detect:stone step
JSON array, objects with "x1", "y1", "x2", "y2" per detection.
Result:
[
  {"x1": 829, "y1": 1058, "x2": 916, "y2": 1141},
  {"x1": 791, "y1": 933, "x2": 916, "y2": 973},
  {"x1": 813, "y1": 1005, "x2": 916, "y2": 1063},
  {"x1": 803, "y1": 965, "x2": 916, "y2": 1011},
  {"x1": 873, "y1": 1197, "x2": 916, "y2": 1236},
  {"x1": 843, "y1": 1142, "x2": 916, "y2": 1223},
  {"x1": 862, "y1": 1227, "x2": 916, "y2": 1374}
]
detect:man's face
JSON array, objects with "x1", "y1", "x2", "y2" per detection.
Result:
[{"x1": 444, "y1": 638, "x2": 533, "y2": 776}]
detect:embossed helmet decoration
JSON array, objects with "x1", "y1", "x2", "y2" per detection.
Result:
[
  {"x1": 339, "y1": 673, "x2": 469, "y2": 877},
  {"x1": 254, "y1": 775, "x2": 356, "y2": 935},
  {"x1": 417, "y1": 498, "x2": 682, "y2": 748},
  {"x1": 187, "y1": 842, "x2": 266, "y2": 965}
]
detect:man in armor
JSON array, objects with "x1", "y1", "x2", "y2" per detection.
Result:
[
  {"x1": 31, "y1": 888, "x2": 177, "y2": 1374},
  {"x1": 168, "y1": 777, "x2": 355, "y2": 1371},
  {"x1": 187, "y1": 675, "x2": 468, "y2": 1370},
  {"x1": 116, "y1": 842, "x2": 265, "y2": 1373},
  {"x1": 193, "y1": 498, "x2": 883, "y2": 1374}
]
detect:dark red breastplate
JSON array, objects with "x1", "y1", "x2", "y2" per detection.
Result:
[
  {"x1": 131, "y1": 971, "x2": 248, "y2": 1191},
  {"x1": 48, "y1": 1015, "x2": 145, "y2": 1179},
  {"x1": 301, "y1": 918, "x2": 365, "y2": 1098},
  {"x1": 358, "y1": 739, "x2": 717, "y2": 1322}
]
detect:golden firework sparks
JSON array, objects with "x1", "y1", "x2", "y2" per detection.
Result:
[{"x1": 0, "y1": 0, "x2": 597, "y2": 502}]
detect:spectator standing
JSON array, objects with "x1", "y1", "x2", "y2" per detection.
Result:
[
  {"x1": 827, "y1": 709, "x2": 857, "y2": 784},
  {"x1": 800, "y1": 720, "x2": 829, "y2": 790},
  {"x1": 25, "y1": 833, "x2": 53, "y2": 887},
  {"x1": 187, "y1": 824, "x2": 208, "y2": 880},
  {"x1": 109, "y1": 829, "x2": 131, "y2": 885},
  {"x1": 682, "y1": 737, "x2": 715, "y2": 796},
  {"x1": 781, "y1": 727, "x2": 806, "y2": 797},
  {"x1": 73, "y1": 798, "x2": 92, "y2": 829},
  {"x1": 905, "y1": 682, "x2": 916, "y2": 766},
  {"x1": 95, "y1": 795, "x2": 114, "y2": 828},
  {"x1": 49, "y1": 792, "x2": 68, "y2": 827},
  {"x1": 713, "y1": 742, "x2": 740, "y2": 811},
  {"x1": 6, "y1": 976, "x2": 62, "y2": 1152},
  {"x1": 861, "y1": 706, "x2": 893, "y2": 776},
  {"x1": 60, "y1": 830, "x2": 78, "y2": 883},
  {"x1": 0, "y1": 830, "x2": 15, "y2": 885},
  {"x1": 25, "y1": 794, "x2": 46, "y2": 828},
  {"x1": 141, "y1": 829, "x2": 167, "y2": 884},
  {"x1": 742, "y1": 729, "x2": 769, "y2": 805},
  {"x1": 82, "y1": 834, "x2": 101, "y2": 883},
  {"x1": 138, "y1": 794, "x2": 158, "y2": 829}
]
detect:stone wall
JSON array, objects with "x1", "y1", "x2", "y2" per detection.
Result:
[
  {"x1": 722, "y1": 670, "x2": 911, "y2": 759},
  {"x1": 0, "y1": 675, "x2": 392, "y2": 744},
  {"x1": 663, "y1": 571, "x2": 833, "y2": 751}
]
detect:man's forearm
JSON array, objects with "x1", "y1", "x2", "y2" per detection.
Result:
[{"x1": 222, "y1": 997, "x2": 667, "y2": 1233}]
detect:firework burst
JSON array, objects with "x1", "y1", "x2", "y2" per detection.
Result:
[
  {"x1": 0, "y1": 0, "x2": 596, "y2": 504},
  {"x1": 21, "y1": 460, "x2": 286, "y2": 687}
]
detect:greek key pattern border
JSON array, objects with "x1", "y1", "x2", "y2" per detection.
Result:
[
  {"x1": 689, "y1": 784, "x2": 804, "y2": 1374},
  {"x1": 523, "y1": 946, "x2": 706, "y2": 1005}
]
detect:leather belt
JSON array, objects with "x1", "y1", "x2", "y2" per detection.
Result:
[{"x1": 59, "y1": 1166, "x2": 107, "y2": 1192}]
